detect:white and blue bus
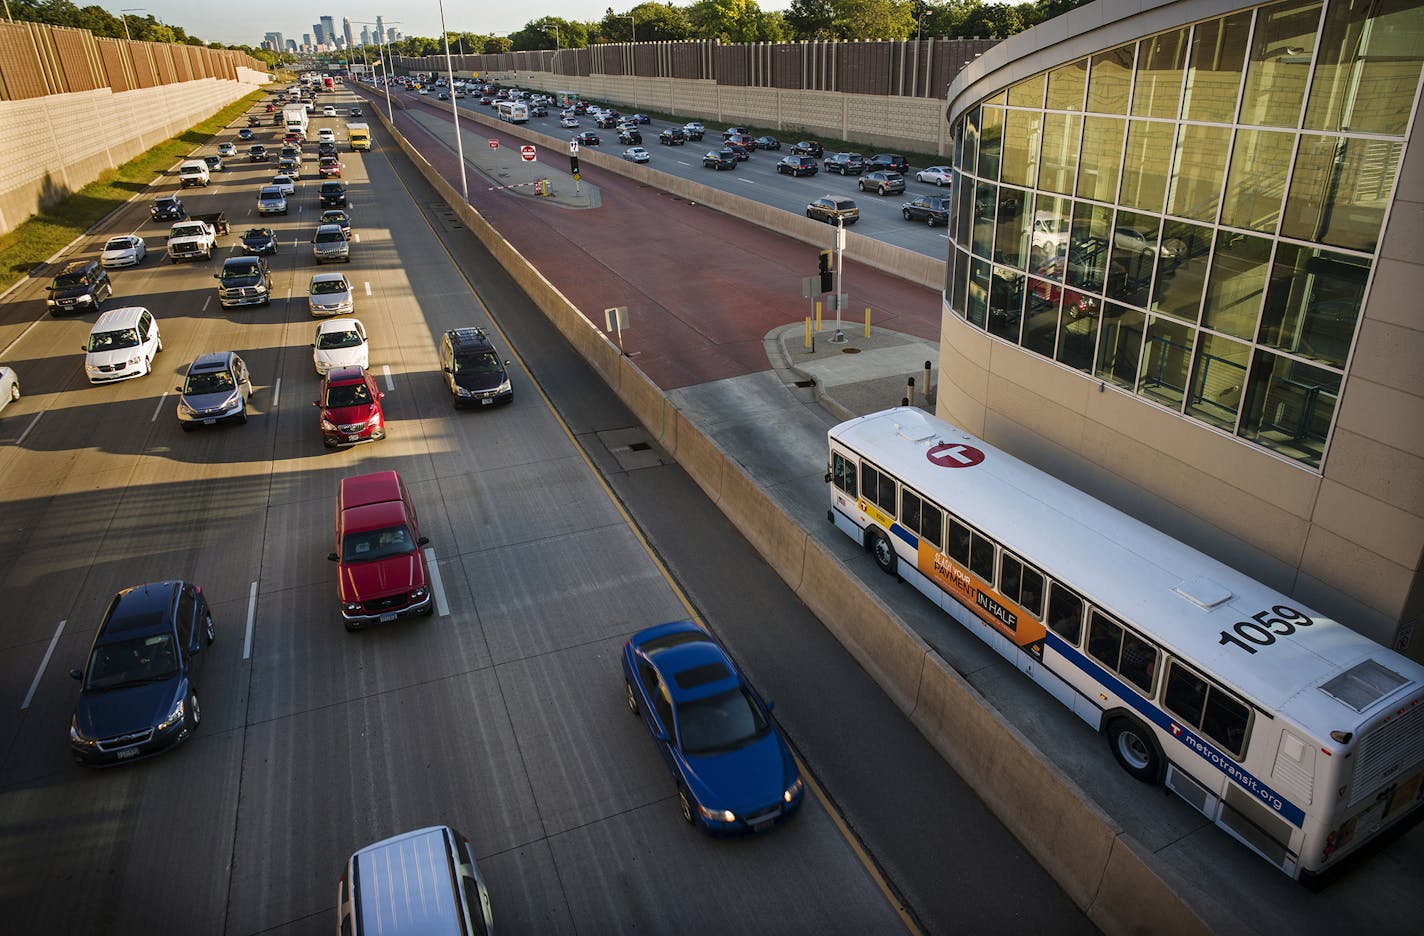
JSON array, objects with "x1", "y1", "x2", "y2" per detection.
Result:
[
  {"x1": 827, "y1": 407, "x2": 1424, "y2": 883},
  {"x1": 496, "y1": 100, "x2": 528, "y2": 124}
]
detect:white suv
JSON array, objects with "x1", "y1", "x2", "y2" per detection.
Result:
[{"x1": 84, "y1": 307, "x2": 162, "y2": 383}]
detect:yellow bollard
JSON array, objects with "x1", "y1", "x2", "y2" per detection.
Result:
[
  {"x1": 815, "y1": 300, "x2": 822, "y2": 332},
  {"x1": 865, "y1": 307, "x2": 872, "y2": 337},
  {"x1": 804, "y1": 317, "x2": 812, "y2": 349}
]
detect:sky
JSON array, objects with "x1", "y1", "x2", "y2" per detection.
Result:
[{"x1": 128, "y1": 1, "x2": 792, "y2": 47}]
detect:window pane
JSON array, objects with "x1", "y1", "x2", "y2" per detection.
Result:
[
  {"x1": 956, "y1": 173, "x2": 973, "y2": 243},
  {"x1": 1119, "y1": 630, "x2": 1159, "y2": 694},
  {"x1": 979, "y1": 106, "x2": 1003, "y2": 180},
  {"x1": 1150, "y1": 219, "x2": 1212, "y2": 323},
  {"x1": 1168, "y1": 124, "x2": 1231, "y2": 223},
  {"x1": 1164, "y1": 663, "x2": 1208, "y2": 726},
  {"x1": 962, "y1": 108, "x2": 979, "y2": 175},
  {"x1": 953, "y1": 116, "x2": 966, "y2": 171},
  {"x1": 1008, "y1": 73, "x2": 1046, "y2": 108},
  {"x1": 968, "y1": 258, "x2": 991, "y2": 328},
  {"x1": 1133, "y1": 27, "x2": 1190, "y2": 118},
  {"x1": 1095, "y1": 304, "x2": 1145, "y2": 389},
  {"x1": 1186, "y1": 332, "x2": 1251, "y2": 430},
  {"x1": 1056, "y1": 294, "x2": 1099, "y2": 373},
  {"x1": 1239, "y1": 0, "x2": 1323, "y2": 129},
  {"x1": 833, "y1": 453, "x2": 857, "y2": 496},
  {"x1": 1282, "y1": 135, "x2": 1402, "y2": 252},
  {"x1": 988, "y1": 266, "x2": 1026, "y2": 343},
  {"x1": 1119, "y1": 119, "x2": 1175, "y2": 212},
  {"x1": 945, "y1": 236, "x2": 958, "y2": 300},
  {"x1": 948, "y1": 519, "x2": 971, "y2": 565},
  {"x1": 1077, "y1": 116, "x2": 1125, "y2": 202},
  {"x1": 972, "y1": 181, "x2": 996, "y2": 258},
  {"x1": 1107, "y1": 210, "x2": 1163, "y2": 308},
  {"x1": 1019, "y1": 566, "x2": 1045, "y2": 618},
  {"x1": 1001, "y1": 109, "x2": 1042, "y2": 188},
  {"x1": 969, "y1": 534, "x2": 996, "y2": 582},
  {"x1": 995, "y1": 187, "x2": 1031, "y2": 269},
  {"x1": 1221, "y1": 129, "x2": 1294, "y2": 234},
  {"x1": 1087, "y1": 612, "x2": 1124, "y2": 668},
  {"x1": 1039, "y1": 113, "x2": 1081, "y2": 195},
  {"x1": 1139, "y1": 315, "x2": 1196, "y2": 408},
  {"x1": 1202, "y1": 686, "x2": 1251, "y2": 758},
  {"x1": 1046, "y1": 58, "x2": 1088, "y2": 110},
  {"x1": 1023, "y1": 280, "x2": 1061, "y2": 359},
  {"x1": 952, "y1": 247, "x2": 970, "y2": 315},
  {"x1": 1305, "y1": 0, "x2": 1424, "y2": 136},
  {"x1": 1184, "y1": 12, "x2": 1251, "y2": 122},
  {"x1": 1029, "y1": 194, "x2": 1072, "y2": 279},
  {"x1": 861, "y1": 463, "x2": 880, "y2": 507},
  {"x1": 1238, "y1": 350, "x2": 1340, "y2": 468},
  {"x1": 1259, "y1": 245, "x2": 1367, "y2": 368},
  {"x1": 1203, "y1": 230, "x2": 1272, "y2": 339},
  {"x1": 1001, "y1": 554, "x2": 1023, "y2": 604},
  {"x1": 1048, "y1": 584, "x2": 1084, "y2": 644},
  {"x1": 921, "y1": 501, "x2": 942, "y2": 550},
  {"x1": 1087, "y1": 46, "x2": 1134, "y2": 114},
  {"x1": 1069, "y1": 202, "x2": 1114, "y2": 293},
  {"x1": 902, "y1": 489, "x2": 922, "y2": 534}
]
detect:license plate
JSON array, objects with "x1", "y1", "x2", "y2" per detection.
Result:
[
  {"x1": 203, "y1": 419, "x2": 216, "y2": 425},
  {"x1": 115, "y1": 747, "x2": 139, "y2": 760},
  {"x1": 347, "y1": 434, "x2": 360, "y2": 442},
  {"x1": 481, "y1": 398, "x2": 493, "y2": 406},
  {"x1": 379, "y1": 613, "x2": 397, "y2": 622}
]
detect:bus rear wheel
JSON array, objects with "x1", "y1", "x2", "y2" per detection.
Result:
[
  {"x1": 1107, "y1": 717, "x2": 1164, "y2": 783},
  {"x1": 868, "y1": 530, "x2": 897, "y2": 576}
]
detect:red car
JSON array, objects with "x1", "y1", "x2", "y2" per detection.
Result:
[
  {"x1": 314, "y1": 365, "x2": 385, "y2": 448},
  {"x1": 284, "y1": 131, "x2": 305, "y2": 145},
  {"x1": 319, "y1": 156, "x2": 341, "y2": 178},
  {"x1": 328, "y1": 471, "x2": 432, "y2": 630}
]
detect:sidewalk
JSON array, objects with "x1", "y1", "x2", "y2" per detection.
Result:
[{"x1": 767, "y1": 321, "x2": 939, "y2": 421}]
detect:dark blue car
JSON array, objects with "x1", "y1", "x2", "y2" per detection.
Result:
[
  {"x1": 621, "y1": 620, "x2": 804, "y2": 834},
  {"x1": 69, "y1": 581, "x2": 213, "y2": 766}
]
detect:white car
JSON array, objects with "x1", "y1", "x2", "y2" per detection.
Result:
[
  {"x1": 308, "y1": 271, "x2": 355, "y2": 318},
  {"x1": 217, "y1": 142, "x2": 237, "y2": 157},
  {"x1": 100, "y1": 234, "x2": 147, "y2": 268},
  {"x1": 318, "y1": 128, "x2": 336, "y2": 144},
  {"x1": 560, "y1": 116, "x2": 578, "y2": 129},
  {"x1": 271, "y1": 174, "x2": 296, "y2": 196},
  {"x1": 322, "y1": 105, "x2": 337, "y2": 117},
  {"x1": 916, "y1": 166, "x2": 952, "y2": 186},
  {"x1": 621, "y1": 147, "x2": 651, "y2": 164},
  {"x1": 312, "y1": 318, "x2": 368, "y2": 374},
  {"x1": 0, "y1": 365, "x2": 19, "y2": 415}
]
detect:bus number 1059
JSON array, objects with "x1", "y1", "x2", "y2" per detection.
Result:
[{"x1": 1219, "y1": 606, "x2": 1314, "y2": 655}]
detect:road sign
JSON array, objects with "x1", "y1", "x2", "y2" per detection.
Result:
[
  {"x1": 570, "y1": 155, "x2": 580, "y2": 180},
  {"x1": 926, "y1": 443, "x2": 986, "y2": 469},
  {"x1": 802, "y1": 276, "x2": 819, "y2": 299},
  {"x1": 488, "y1": 139, "x2": 498, "y2": 149},
  {"x1": 520, "y1": 145, "x2": 536, "y2": 162},
  {"x1": 569, "y1": 141, "x2": 579, "y2": 155}
]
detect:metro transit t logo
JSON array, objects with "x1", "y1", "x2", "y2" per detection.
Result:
[{"x1": 926, "y1": 443, "x2": 985, "y2": 468}]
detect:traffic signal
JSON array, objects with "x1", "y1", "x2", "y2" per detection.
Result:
[{"x1": 818, "y1": 249, "x2": 833, "y2": 293}]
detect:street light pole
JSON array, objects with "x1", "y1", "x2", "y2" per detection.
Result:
[
  {"x1": 437, "y1": 0, "x2": 468, "y2": 202},
  {"x1": 627, "y1": 13, "x2": 635, "y2": 43},
  {"x1": 120, "y1": 8, "x2": 146, "y2": 42}
]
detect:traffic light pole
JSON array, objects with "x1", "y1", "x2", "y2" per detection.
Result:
[{"x1": 831, "y1": 220, "x2": 846, "y2": 343}]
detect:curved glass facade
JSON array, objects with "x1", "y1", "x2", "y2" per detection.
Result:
[{"x1": 946, "y1": 0, "x2": 1424, "y2": 470}]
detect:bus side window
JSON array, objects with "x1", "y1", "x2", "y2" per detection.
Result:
[
  {"x1": 900, "y1": 488, "x2": 943, "y2": 550},
  {"x1": 1201, "y1": 685, "x2": 1251, "y2": 759},
  {"x1": 948, "y1": 517, "x2": 972, "y2": 566},
  {"x1": 831, "y1": 452, "x2": 857, "y2": 497},
  {"x1": 920, "y1": 499, "x2": 942, "y2": 550},
  {"x1": 861, "y1": 462, "x2": 897, "y2": 515},
  {"x1": 1164, "y1": 662, "x2": 1207, "y2": 726},
  {"x1": 902, "y1": 489, "x2": 922, "y2": 536},
  {"x1": 1000, "y1": 552, "x2": 1045, "y2": 619},
  {"x1": 969, "y1": 532, "x2": 995, "y2": 582},
  {"x1": 1087, "y1": 611, "x2": 1124, "y2": 670},
  {"x1": 1047, "y1": 583, "x2": 1083, "y2": 643},
  {"x1": 1119, "y1": 629, "x2": 1158, "y2": 694}
]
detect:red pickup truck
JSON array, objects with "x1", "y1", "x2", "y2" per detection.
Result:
[{"x1": 328, "y1": 471, "x2": 433, "y2": 630}]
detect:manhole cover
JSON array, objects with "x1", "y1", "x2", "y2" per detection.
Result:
[
  {"x1": 793, "y1": 379, "x2": 814, "y2": 388},
  {"x1": 842, "y1": 347, "x2": 861, "y2": 354}
]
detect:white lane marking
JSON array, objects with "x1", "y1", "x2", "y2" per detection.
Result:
[
  {"x1": 353, "y1": 234, "x2": 360, "y2": 243},
  {"x1": 151, "y1": 390, "x2": 168, "y2": 422},
  {"x1": 424, "y1": 548, "x2": 449, "y2": 617},
  {"x1": 736, "y1": 178, "x2": 756, "y2": 185},
  {"x1": 272, "y1": 377, "x2": 281, "y2": 408},
  {"x1": 202, "y1": 295, "x2": 211, "y2": 311},
  {"x1": 676, "y1": 161, "x2": 690, "y2": 166},
  {"x1": 22, "y1": 620, "x2": 66, "y2": 709},
  {"x1": 16, "y1": 412, "x2": 42, "y2": 446},
  {"x1": 381, "y1": 365, "x2": 393, "y2": 390},
  {"x1": 243, "y1": 581, "x2": 258, "y2": 659},
  {"x1": 364, "y1": 282, "x2": 371, "y2": 296}
]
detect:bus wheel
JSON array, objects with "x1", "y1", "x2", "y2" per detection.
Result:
[
  {"x1": 868, "y1": 530, "x2": 897, "y2": 576},
  {"x1": 1107, "y1": 717, "x2": 1163, "y2": 783}
]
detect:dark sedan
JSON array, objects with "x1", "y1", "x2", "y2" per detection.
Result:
[
  {"x1": 790, "y1": 140, "x2": 825, "y2": 158},
  {"x1": 237, "y1": 127, "x2": 254, "y2": 140},
  {"x1": 240, "y1": 227, "x2": 279, "y2": 254},
  {"x1": 702, "y1": 150, "x2": 737, "y2": 170},
  {"x1": 622, "y1": 620, "x2": 804, "y2": 835},
  {"x1": 752, "y1": 136, "x2": 781, "y2": 150},
  {"x1": 902, "y1": 195, "x2": 951, "y2": 226},
  {"x1": 69, "y1": 581, "x2": 214, "y2": 766},
  {"x1": 573, "y1": 131, "x2": 601, "y2": 146}
]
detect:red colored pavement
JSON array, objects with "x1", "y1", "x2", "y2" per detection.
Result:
[{"x1": 375, "y1": 93, "x2": 942, "y2": 390}]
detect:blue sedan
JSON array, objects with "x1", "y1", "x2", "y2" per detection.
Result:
[{"x1": 621, "y1": 620, "x2": 804, "y2": 834}]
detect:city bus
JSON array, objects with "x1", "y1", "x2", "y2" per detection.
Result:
[
  {"x1": 827, "y1": 407, "x2": 1424, "y2": 883},
  {"x1": 495, "y1": 100, "x2": 528, "y2": 124}
]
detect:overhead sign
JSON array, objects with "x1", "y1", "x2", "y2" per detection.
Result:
[
  {"x1": 488, "y1": 139, "x2": 498, "y2": 149},
  {"x1": 520, "y1": 145, "x2": 536, "y2": 162},
  {"x1": 927, "y1": 443, "x2": 985, "y2": 469}
]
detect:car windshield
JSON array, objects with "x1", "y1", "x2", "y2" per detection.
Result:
[
  {"x1": 311, "y1": 279, "x2": 349, "y2": 295},
  {"x1": 85, "y1": 633, "x2": 178, "y2": 690},
  {"x1": 676, "y1": 687, "x2": 770, "y2": 754},
  {"x1": 316, "y1": 231, "x2": 344, "y2": 244},
  {"x1": 317, "y1": 328, "x2": 362, "y2": 349},
  {"x1": 243, "y1": 229, "x2": 271, "y2": 241},
  {"x1": 261, "y1": 188, "x2": 282, "y2": 198},
  {"x1": 88, "y1": 328, "x2": 139, "y2": 351},
  {"x1": 341, "y1": 524, "x2": 414, "y2": 562},
  {"x1": 453, "y1": 351, "x2": 502, "y2": 374},
  {"x1": 221, "y1": 263, "x2": 259, "y2": 280},
  {"x1": 184, "y1": 369, "x2": 235, "y2": 395},
  {"x1": 324, "y1": 381, "x2": 371, "y2": 408},
  {"x1": 156, "y1": 198, "x2": 177, "y2": 207},
  {"x1": 322, "y1": 213, "x2": 348, "y2": 225},
  {"x1": 104, "y1": 238, "x2": 133, "y2": 250},
  {"x1": 54, "y1": 273, "x2": 89, "y2": 288}
]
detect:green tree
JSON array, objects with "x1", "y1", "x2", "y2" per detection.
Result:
[
  {"x1": 687, "y1": 0, "x2": 784, "y2": 42},
  {"x1": 596, "y1": 3, "x2": 690, "y2": 42},
  {"x1": 960, "y1": 2, "x2": 1025, "y2": 38},
  {"x1": 785, "y1": 0, "x2": 835, "y2": 39},
  {"x1": 509, "y1": 17, "x2": 589, "y2": 50},
  {"x1": 483, "y1": 36, "x2": 514, "y2": 54},
  {"x1": 832, "y1": 0, "x2": 917, "y2": 39}
]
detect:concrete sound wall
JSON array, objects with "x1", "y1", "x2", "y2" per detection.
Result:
[
  {"x1": 0, "y1": 76, "x2": 263, "y2": 236},
  {"x1": 371, "y1": 101, "x2": 1218, "y2": 936}
]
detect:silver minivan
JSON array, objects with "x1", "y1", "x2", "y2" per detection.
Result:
[
  {"x1": 338, "y1": 826, "x2": 492, "y2": 935},
  {"x1": 311, "y1": 224, "x2": 350, "y2": 263}
]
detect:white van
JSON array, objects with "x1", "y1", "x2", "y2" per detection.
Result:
[
  {"x1": 177, "y1": 160, "x2": 210, "y2": 187},
  {"x1": 84, "y1": 306, "x2": 162, "y2": 383},
  {"x1": 338, "y1": 826, "x2": 492, "y2": 936}
]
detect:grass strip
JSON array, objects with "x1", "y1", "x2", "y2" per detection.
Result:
[{"x1": 0, "y1": 87, "x2": 267, "y2": 293}]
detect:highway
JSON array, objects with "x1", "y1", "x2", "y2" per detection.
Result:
[{"x1": 0, "y1": 86, "x2": 1088, "y2": 934}]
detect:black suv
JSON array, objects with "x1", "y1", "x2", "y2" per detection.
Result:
[
  {"x1": 150, "y1": 195, "x2": 186, "y2": 221},
  {"x1": 658, "y1": 128, "x2": 687, "y2": 146},
  {"x1": 868, "y1": 153, "x2": 910, "y2": 174},
  {"x1": 618, "y1": 127, "x2": 642, "y2": 145},
  {"x1": 46, "y1": 259, "x2": 112, "y2": 316},
  {"x1": 777, "y1": 155, "x2": 819, "y2": 177},
  {"x1": 440, "y1": 327, "x2": 512, "y2": 408},
  {"x1": 69, "y1": 580, "x2": 214, "y2": 766},
  {"x1": 902, "y1": 195, "x2": 951, "y2": 226},
  {"x1": 319, "y1": 181, "x2": 348, "y2": 208},
  {"x1": 824, "y1": 153, "x2": 865, "y2": 175}
]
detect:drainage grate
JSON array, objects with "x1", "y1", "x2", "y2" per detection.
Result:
[
  {"x1": 842, "y1": 347, "x2": 861, "y2": 354},
  {"x1": 793, "y1": 379, "x2": 814, "y2": 388},
  {"x1": 628, "y1": 442, "x2": 651, "y2": 452}
]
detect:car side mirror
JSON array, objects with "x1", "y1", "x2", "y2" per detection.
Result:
[
  {"x1": 327, "y1": 552, "x2": 339, "y2": 562},
  {"x1": 70, "y1": 668, "x2": 83, "y2": 680},
  {"x1": 378, "y1": 392, "x2": 385, "y2": 400},
  {"x1": 417, "y1": 536, "x2": 430, "y2": 547},
  {"x1": 311, "y1": 401, "x2": 320, "y2": 407},
  {"x1": 175, "y1": 386, "x2": 182, "y2": 393},
  {"x1": 213, "y1": 273, "x2": 220, "y2": 279},
  {"x1": 503, "y1": 360, "x2": 511, "y2": 366}
]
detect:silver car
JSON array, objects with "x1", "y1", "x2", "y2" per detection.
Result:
[
  {"x1": 308, "y1": 272, "x2": 355, "y2": 317},
  {"x1": 257, "y1": 186, "x2": 288, "y2": 215},
  {"x1": 175, "y1": 351, "x2": 252, "y2": 429},
  {"x1": 311, "y1": 224, "x2": 350, "y2": 263}
]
